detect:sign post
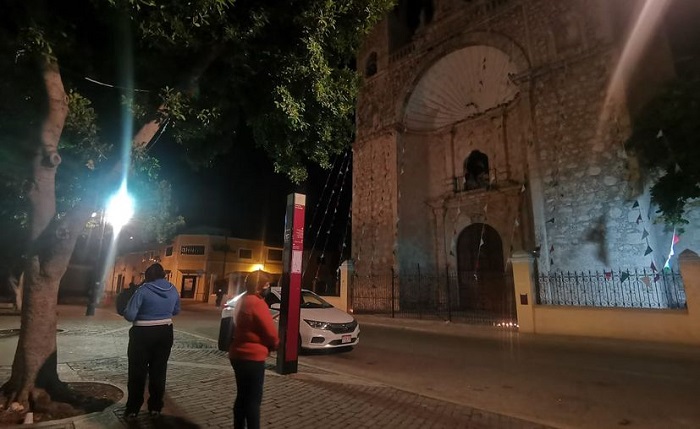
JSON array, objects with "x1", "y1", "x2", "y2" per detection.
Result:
[{"x1": 276, "y1": 193, "x2": 306, "y2": 374}]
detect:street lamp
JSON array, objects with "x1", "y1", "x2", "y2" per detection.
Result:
[
  {"x1": 105, "y1": 184, "x2": 135, "y2": 234},
  {"x1": 86, "y1": 183, "x2": 135, "y2": 316}
]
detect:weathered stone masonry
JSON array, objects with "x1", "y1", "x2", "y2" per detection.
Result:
[{"x1": 352, "y1": 0, "x2": 698, "y2": 284}]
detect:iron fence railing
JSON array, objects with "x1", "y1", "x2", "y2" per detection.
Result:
[
  {"x1": 536, "y1": 268, "x2": 686, "y2": 309},
  {"x1": 350, "y1": 270, "x2": 517, "y2": 327}
]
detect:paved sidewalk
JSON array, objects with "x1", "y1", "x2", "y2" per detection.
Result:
[{"x1": 0, "y1": 306, "x2": 552, "y2": 429}]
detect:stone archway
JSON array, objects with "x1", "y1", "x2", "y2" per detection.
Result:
[
  {"x1": 402, "y1": 44, "x2": 521, "y2": 132},
  {"x1": 398, "y1": 31, "x2": 530, "y2": 127},
  {"x1": 456, "y1": 223, "x2": 515, "y2": 320}
]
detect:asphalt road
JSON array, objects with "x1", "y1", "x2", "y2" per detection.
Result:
[{"x1": 174, "y1": 306, "x2": 700, "y2": 429}]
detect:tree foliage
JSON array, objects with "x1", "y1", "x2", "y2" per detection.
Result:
[{"x1": 625, "y1": 77, "x2": 700, "y2": 225}]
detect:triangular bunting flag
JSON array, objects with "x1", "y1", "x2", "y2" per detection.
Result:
[
  {"x1": 550, "y1": 258, "x2": 554, "y2": 265},
  {"x1": 641, "y1": 276, "x2": 651, "y2": 287},
  {"x1": 549, "y1": 245, "x2": 555, "y2": 252},
  {"x1": 650, "y1": 261, "x2": 657, "y2": 272},
  {"x1": 520, "y1": 184, "x2": 526, "y2": 193},
  {"x1": 656, "y1": 130, "x2": 663, "y2": 138},
  {"x1": 641, "y1": 229, "x2": 649, "y2": 239},
  {"x1": 547, "y1": 218, "x2": 555, "y2": 224},
  {"x1": 604, "y1": 271, "x2": 612, "y2": 280},
  {"x1": 632, "y1": 201, "x2": 639, "y2": 208},
  {"x1": 644, "y1": 245, "x2": 653, "y2": 256},
  {"x1": 654, "y1": 274, "x2": 660, "y2": 282},
  {"x1": 480, "y1": 238, "x2": 485, "y2": 247},
  {"x1": 675, "y1": 163, "x2": 682, "y2": 173},
  {"x1": 620, "y1": 272, "x2": 630, "y2": 282},
  {"x1": 673, "y1": 234, "x2": 680, "y2": 245},
  {"x1": 636, "y1": 214, "x2": 643, "y2": 224}
]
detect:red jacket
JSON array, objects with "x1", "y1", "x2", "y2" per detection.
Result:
[{"x1": 228, "y1": 294, "x2": 279, "y2": 362}]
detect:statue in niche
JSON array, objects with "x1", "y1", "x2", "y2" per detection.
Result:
[{"x1": 464, "y1": 150, "x2": 490, "y2": 190}]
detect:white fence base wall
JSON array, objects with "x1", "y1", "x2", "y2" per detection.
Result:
[{"x1": 512, "y1": 250, "x2": 700, "y2": 346}]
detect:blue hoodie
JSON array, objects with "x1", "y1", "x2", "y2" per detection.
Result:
[{"x1": 124, "y1": 278, "x2": 181, "y2": 323}]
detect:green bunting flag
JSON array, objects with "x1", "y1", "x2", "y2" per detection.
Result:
[
  {"x1": 641, "y1": 229, "x2": 649, "y2": 239},
  {"x1": 632, "y1": 201, "x2": 639, "y2": 208},
  {"x1": 620, "y1": 272, "x2": 630, "y2": 282},
  {"x1": 644, "y1": 245, "x2": 653, "y2": 256}
]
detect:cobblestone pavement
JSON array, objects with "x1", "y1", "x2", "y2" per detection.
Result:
[{"x1": 0, "y1": 310, "x2": 553, "y2": 429}]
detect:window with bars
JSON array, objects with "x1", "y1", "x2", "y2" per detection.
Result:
[
  {"x1": 239, "y1": 248, "x2": 253, "y2": 259},
  {"x1": 267, "y1": 249, "x2": 283, "y2": 261}
]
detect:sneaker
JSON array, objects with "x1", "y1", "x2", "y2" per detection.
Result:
[{"x1": 149, "y1": 410, "x2": 161, "y2": 418}]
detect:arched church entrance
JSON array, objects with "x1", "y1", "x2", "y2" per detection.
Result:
[{"x1": 456, "y1": 223, "x2": 516, "y2": 324}]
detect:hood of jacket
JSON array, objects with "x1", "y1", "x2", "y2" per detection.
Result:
[{"x1": 143, "y1": 278, "x2": 175, "y2": 298}]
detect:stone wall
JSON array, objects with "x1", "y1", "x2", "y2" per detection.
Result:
[
  {"x1": 351, "y1": 132, "x2": 398, "y2": 276},
  {"x1": 353, "y1": 0, "x2": 695, "y2": 282}
]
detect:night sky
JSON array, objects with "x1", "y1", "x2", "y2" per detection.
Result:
[{"x1": 149, "y1": 135, "x2": 352, "y2": 252}]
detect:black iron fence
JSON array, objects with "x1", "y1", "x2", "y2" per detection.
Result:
[
  {"x1": 536, "y1": 268, "x2": 686, "y2": 309},
  {"x1": 350, "y1": 269, "x2": 517, "y2": 327}
]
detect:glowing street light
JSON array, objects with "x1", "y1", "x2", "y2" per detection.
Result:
[
  {"x1": 104, "y1": 183, "x2": 135, "y2": 233},
  {"x1": 87, "y1": 183, "x2": 134, "y2": 316}
]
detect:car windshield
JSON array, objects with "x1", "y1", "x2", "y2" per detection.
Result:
[{"x1": 300, "y1": 291, "x2": 333, "y2": 309}]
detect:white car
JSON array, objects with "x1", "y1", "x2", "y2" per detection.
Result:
[{"x1": 217, "y1": 287, "x2": 360, "y2": 352}]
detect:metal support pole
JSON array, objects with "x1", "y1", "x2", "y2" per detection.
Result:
[
  {"x1": 390, "y1": 267, "x2": 395, "y2": 318},
  {"x1": 445, "y1": 264, "x2": 452, "y2": 322},
  {"x1": 417, "y1": 263, "x2": 422, "y2": 320}
]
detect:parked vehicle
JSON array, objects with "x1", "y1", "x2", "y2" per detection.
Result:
[{"x1": 217, "y1": 287, "x2": 359, "y2": 352}]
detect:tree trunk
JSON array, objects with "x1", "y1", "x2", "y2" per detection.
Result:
[
  {"x1": 8, "y1": 271, "x2": 23, "y2": 312},
  {"x1": 1, "y1": 45, "x2": 221, "y2": 411},
  {"x1": 1, "y1": 57, "x2": 73, "y2": 409}
]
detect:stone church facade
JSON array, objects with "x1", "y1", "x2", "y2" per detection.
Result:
[{"x1": 351, "y1": 0, "x2": 699, "y2": 308}]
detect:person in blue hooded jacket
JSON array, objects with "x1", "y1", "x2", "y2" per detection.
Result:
[{"x1": 122, "y1": 263, "x2": 180, "y2": 420}]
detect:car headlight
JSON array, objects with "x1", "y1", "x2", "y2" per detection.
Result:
[{"x1": 304, "y1": 319, "x2": 330, "y2": 330}]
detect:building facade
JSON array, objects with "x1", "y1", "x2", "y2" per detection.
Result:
[
  {"x1": 107, "y1": 234, "x2": 284, "y2": 302},
  {"x1": 351, "y1": 0, "x2": 699, "y2": 316}
]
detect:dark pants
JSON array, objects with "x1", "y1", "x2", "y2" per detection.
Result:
[
  {"x1": 231, "y1": 359, "x2": 266, "y2": 429},
  {"x1": 126, "y1": 324, "x2": 174, "y2": 414}
]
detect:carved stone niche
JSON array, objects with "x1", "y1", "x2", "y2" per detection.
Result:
[{"x1": 548, "y1": 7, "x2": 587, "y2": 57}]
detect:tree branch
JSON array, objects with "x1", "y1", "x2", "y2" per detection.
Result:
[
  {"x1": 28, "y1": 57, "x2": 68, "y2": 242},
  {"x1": 132, "y1": 45, "x2": 224, "y2": 152}
]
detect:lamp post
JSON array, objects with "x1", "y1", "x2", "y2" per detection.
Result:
[{"x1": 86, "y1": 185, "x2": 134, "y2": 316}]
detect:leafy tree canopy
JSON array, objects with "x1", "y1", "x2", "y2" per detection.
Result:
[
  {"x1": 625, "y1": 77, "x2": 700, "y2": 226},
  {"x1": 0, "y1": 0, "x2": 395, "y2": 240}
]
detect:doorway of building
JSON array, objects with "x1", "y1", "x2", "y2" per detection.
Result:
[
  {"x1": 456, "y1": 223, "x2": 515, "y2": 322},
  {"x1": 181, "y1": 275, "x2": 197, "y2": 299}
]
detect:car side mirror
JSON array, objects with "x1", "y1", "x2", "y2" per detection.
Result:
[{"x1": 270, "y1": 303, "x2": 281, "y2": 310}]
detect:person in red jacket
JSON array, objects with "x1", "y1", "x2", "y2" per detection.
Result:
[{"x1": 228, "y1": 270, "x2": 279, "y2": 429}]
